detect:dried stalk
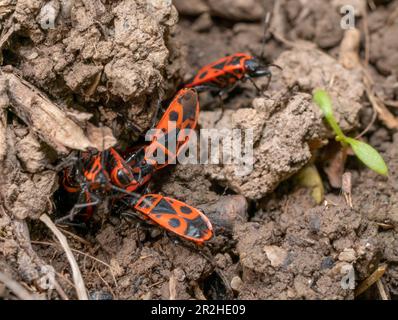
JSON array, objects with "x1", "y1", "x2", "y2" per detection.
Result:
[
  {"x1": 355, "y1": 264, "x2": 387, "y2": 297},
  {"x1": 39, "y1": 214, "x2": 88, "y2": 300},
  {"x1": 0, "y1": 271, "x2": 37, "y2": 300}
]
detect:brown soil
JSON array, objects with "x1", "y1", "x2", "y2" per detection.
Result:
[{"x1": 1, "y1": 0, "x2": 398, "y2": 300}]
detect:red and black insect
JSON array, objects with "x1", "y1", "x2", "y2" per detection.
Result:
[
  {"x1": 128, "y1": 88, "x2": 200, "y2": 172},
  {"x1": 185, "y1": 53, "x2": 274, "y2": 94},
  {"x1": 121, "y1": 194, "x2": 213, "y2": 245},
  {"x1": 57, "y1": 149, "x2": 130, "y2": 223},
  {"x1": 185, "y1": 14, "x2": 281, "y2": 98},
  {"x1": 56, "y1": 88, "x2": 213, "y2": 244}
]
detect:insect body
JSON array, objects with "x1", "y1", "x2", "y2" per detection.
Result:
[
  {"x1": 58, "y1": 147, "x2": 147, "y2": 224},
  {"x1": 124, "y1": 194, "x2": 213, "y2": 244},
  {"x1": 58, "y1": 151, "x2": 113, "y2": 223},
  {"x1": 83, "y1": 153, "x2": 112, "y2": 191},
  {"x1": 107, "y1": 147, "x2": 143, "y2": 193},
  {"x1": 133, "y1": 88, "x2": 200, "y2": 172},
  {"x1": 185, "y1": 53, "x2": 273, "y2": 94}
]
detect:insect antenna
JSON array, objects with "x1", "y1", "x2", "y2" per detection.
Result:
[
  {"x1": 100, "y1": 123, "x2": 106, "y2": 170},
  {"x1": 259, "y1": 11, "x2": 272, "y2": 61},
  {"x1": 266, "y1": 63, "x2": 283, "y2": 70},
  {"x1": 99, "y1": 123, "x2": 111, "y2": 187},
  {"x1": 75, "y1": 151, "x2": 83, "y2": 176},
  {"x1": 151, "y1": 90, "x2": 164, "y2": 128}
]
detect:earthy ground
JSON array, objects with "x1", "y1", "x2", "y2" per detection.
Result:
[{"x1": 0, "y1": 0, "x2": 398, "y2": 300}]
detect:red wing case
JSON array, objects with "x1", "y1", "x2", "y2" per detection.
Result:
[
  {"x1": 144, "y1": 88, "x2": 199, "y2": 170},
  {"x1": 134, "y1": 194, "x2": 213, "y2": 244},
  {"x1": 185, "y1": 53, "x2": 251, "y2": 89}
]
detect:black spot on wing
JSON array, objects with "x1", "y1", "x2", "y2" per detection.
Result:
[
  {"x1": 116, "y1": 169, "x2": 132, "y2": 186},
  {"x1": 198, "y1": 71, "x2": 208, "y2": 79},
  {"x1": 180, "y1": 206, "x2": 192, "y2": 214},
  {"x1": 212, "y1": 60, "x2": 227, "y2": 70},
  {"x1": 169, "y1": 111, "x2": 179, "y2": 121},
  {"x1": 169, "y1": 218, "x2": 181, "y2": 228},
  {"x1": 229, "y1": 55, "x2": 243, "y2": 66},
  {"x1": 184, "y1": 216, "x2": 210, "y2": 239},
  {"x1": 178, "y1": 90, "x2": 197, "y2": 123},
  {"x1": 151, "y1": 198, "x2": 177, "y2": 215}
]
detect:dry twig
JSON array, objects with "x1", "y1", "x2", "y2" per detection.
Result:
[
  {"x1": 363, "y1": 77, "x2": 398, "y2": 130},
  {"x1": 58, "y1": 227, "x2": 92, "y2": 246},
  {"x1": 355, "y1": 264, "x2": 387, "y2": 297},
  {"x1": 53, "y1": 280, "x2": 69, "y2": 300},
  {"x1": 337, "y1": 10, "x2": 398, "y2": 132},
  {"x1": 39, "y1": 214, "x2": 89, "y2": 300},
  {"x1": 96, "y1": 269, "x2": 116, "y2": 299},
  {"x1": 0, "y1": 271, "x2": 37, "y2": 300},
  {"x1": 363, "y1": 6, "x2": 370, "y2": 67},
  {"x1": 342, "y1": 172, "x2": 353, "y2": 208},
  {"x1": 376, "y1": 280, "x2": 389, "y2": 300},
  {"x1": 168, "y1": 274, "x2": 177, "y2": 300}
]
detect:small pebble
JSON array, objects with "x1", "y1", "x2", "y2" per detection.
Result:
[
  {"x1": 338, "y1": 248, "x2": 356, "y2": 262},
  {"x1": 89, "y1": 291, "x2": 113, "y2": 300},
  {"x1": 174, "y1": 268, "x2": 186, "y2": 282},
  {"x1": 263, "y1": 245, "x2": 288, "y2": 267},
  {"x1": 230, "y1": 276, "x2": 243, "y2": 292},
  {"x1": 320, "y1": 256, "x2": 335, "y2": 270},
  {"x1": 142, "y1": 292, "x2": 152, "y2": 300}
]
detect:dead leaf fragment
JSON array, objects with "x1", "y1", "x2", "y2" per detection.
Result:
[
  {"x1": 0, "y1": 70, "x2": 98, "y2": 153},
  {"x1": 86, "y1": 123, "x2": 117, "y2": 151}
]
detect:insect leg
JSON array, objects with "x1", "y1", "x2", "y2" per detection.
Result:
[
  {"x1": 192, "y1": 84, "x2": 220, "y2": 93},
  {"x1": 214, "y1": 94, "x2": 225, "y2": 125},
  {"x1": 264, "y1": 73, "x2": 272, "y2": 91},
  {"x1": 245, "y1": 75, "x2": 270, "y2": 98},
  {"x1": 73, "y1": 192, "x2": 100, "y2": 209},
  {"x1": 260, "y1": 12, "x2": 272, "y2": 60},
  {"x1": 150, "y1": 99, "x2": 163, "y2": 128},
  {"x1": 263, "y1": 64, "x2": 282, "y2": 90},
  {"x1": 47, "y1": 152, "x2": 78, "y2": 172},
  {"x1": 120, "y1": 210, "x2": 145, "y2": 222},
  {"x1": 140, "y1": 183, "x2": 151, "y2": 196},
  {"x1": 214, "y1": 81, "x2": 240, "y2": 124},
  {"x1": 55, "y1": 189, "x2": 100, "y2": 224}
]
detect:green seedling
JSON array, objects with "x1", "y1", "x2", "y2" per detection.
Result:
[{"x1": 313, "y1": 89, "x2": 388, "y2": 176}]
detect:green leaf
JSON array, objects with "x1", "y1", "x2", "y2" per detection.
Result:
[
  {"x1": 345, "y1": 137, "x2": 388, "y2": 176},
  {"x1": 313, "y1": 89, "x2": 345, "y2": 140},
  {"x1": 313, "y1": 89, "x2": 333, "y2": 117}
]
